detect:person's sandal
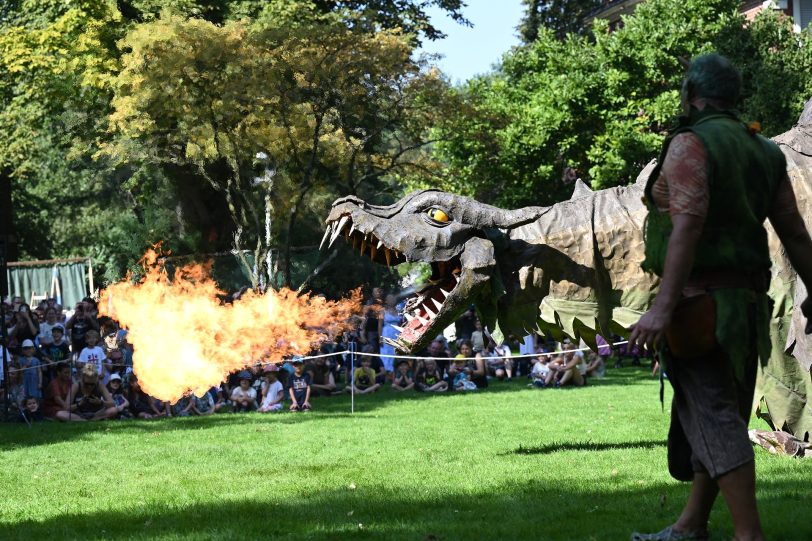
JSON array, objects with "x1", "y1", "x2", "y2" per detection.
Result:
[{"x1": 630, "y1": 525, "x2": 709, "y2": 541}]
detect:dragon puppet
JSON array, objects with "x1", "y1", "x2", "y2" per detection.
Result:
[{"x1": 323, "y1": 101, "x2": 812, "y2": 439}]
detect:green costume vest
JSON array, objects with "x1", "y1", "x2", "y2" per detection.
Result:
[
  {"x1": 642, "y1": 108, "x2": 786, "y2": 378},
  {"x1": 643, "y1": 108, "x2": 786, "y2": 276}
]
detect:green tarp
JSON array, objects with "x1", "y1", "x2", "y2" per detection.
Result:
[{"x1": 6, "y1": 259, "x2": 90, "y2": 309}]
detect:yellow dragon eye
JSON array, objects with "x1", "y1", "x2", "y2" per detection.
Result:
[{"x1": 427, "y1": 208, "x2": 450, "y2": 223}]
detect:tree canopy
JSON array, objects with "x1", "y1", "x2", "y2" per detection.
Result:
[{"x1": 425, "y1": 0, "x2": 812, "y2": 208}]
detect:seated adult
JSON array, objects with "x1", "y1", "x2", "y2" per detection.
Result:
[
  {"x1": 57, "y1": 364, "x2": 118, "y2": 421},
  {"x1": 306, "y1": 357, "x2": 336, "y2": 396},
  {"x1": 485, "y1": 341, "x2": 514, "y2": 381},
  {"x1": 127, "y1": 374, "x2": 164, "y2": 419},
  {"x1": 449, "y1": 340, "x2": 488, "y2": 388},
  {"x1": 544, "y1": 342, "x2": 585, "y2": 387},
  {"x1": 43, "y1": 363, "x2": 74, "y2": 420}
]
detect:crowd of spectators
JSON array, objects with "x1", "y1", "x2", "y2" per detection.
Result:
[{"x1": 0, "y1": 288, "x2": 641, "y2": 423}]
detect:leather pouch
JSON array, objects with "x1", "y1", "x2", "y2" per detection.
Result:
[{"x1": 665, "y1": 293, "x2": 718, "y2": 359}]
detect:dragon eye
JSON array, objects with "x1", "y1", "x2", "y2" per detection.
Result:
[{"x1": 427, "y1": 207, "x2": 450, "y2": 224}]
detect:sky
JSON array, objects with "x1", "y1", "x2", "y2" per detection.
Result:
[{"x1": 418, "y1": 0, "x2": 525, "y2": 84}]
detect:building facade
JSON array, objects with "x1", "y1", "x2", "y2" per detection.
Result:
[{"x1": 588, "y1": 0, "x2": 811, "y2": 31}]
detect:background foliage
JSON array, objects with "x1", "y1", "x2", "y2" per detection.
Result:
[{"x1": 3, "y1": 0, "x2": 812, "y2": 290}]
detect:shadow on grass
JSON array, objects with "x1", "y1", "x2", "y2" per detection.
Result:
[
  {"x1": 0, "y1": 367, "x2": 656, "y2": 451},
  {"x1": 509, "y1": 439, "x2": 666, "y2": 455},
  {"x1": 2, "y1": 476, "x2": 809, "y2": 541}
]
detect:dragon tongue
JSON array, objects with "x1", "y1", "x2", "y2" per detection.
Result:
[{"x1": 398, "y1": 313, "x2": 424, "y2": 344}]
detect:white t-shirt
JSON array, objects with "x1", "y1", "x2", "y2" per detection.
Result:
[
  {"x1": 531, "y1": 360, "x2": 549, "y2": 379},
  {"x1": 230, "y1": 386, "x2": 257, "y2": 402},
  {"x1": 38, "y1": 322, "x2": 62, "y2": 345},
  {"x1": 79, "y1": 346, "x2": 107, "y2": 376},
  {"x1": 260, "y1": 380, "x2": 284, "y2": 408}
]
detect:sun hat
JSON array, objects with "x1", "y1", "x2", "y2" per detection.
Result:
[
  {"x1": 109, "y1": 373, "x2": 122, "y2": 382},
  {"x1": 21, "y1": 339, "x2": 35, "y2": 348}
]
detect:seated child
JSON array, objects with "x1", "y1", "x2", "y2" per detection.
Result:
[
  {"x1": 19, "y1": 396, "x2": 44, "y2": 423},
  {"x1": 191, "y1": 391, "x2": 216, "y2": 416},
  {"x1": 391, "y1": 360, "x2": 414, "y2": 391},
  {"x1": 349, "y1": 357, "x2": 381, "y2": 394},
  {"x1": 415, "y1": 359, "x2": 448, "y2": 392},
  {"x1": 452, "y1": 358, "x2": 478, "y2": 391},
  {"x1": 106, "y1": 373, "x2": 131, "y2": 418},
  {"x1": 289, "y1": 358, "x2": 312, "y2": 411},
  {"x1": 530, "y1": 355, "x2": 551, "y2": 388},
  {"x1": 77, "y1": 330, "x2": 108, "y2": 384},
  {"x1": 584, "y1": 351, "x2": 606, "y2": 378},
  {"x1": 230, "y1": 371, "x2": 258, "y2": 413},
  {"x1": 18, "y1": 339, "x2": 43, "y2": 400},
  {"x1": 259, "y1": 366, "x2": 284, "y2": 412}
]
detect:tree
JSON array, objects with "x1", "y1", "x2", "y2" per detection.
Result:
[
  {"x1": 106, "y1": 15, "x2": 451, "y2": 288},
  {"x1": 429, "y1": 0, "x2": 812, "y2": 208},
  {"x1": 518, "y1": 0, "x2": 601, "y2": 43},
  {"x1": 0, "y1": 0, "x2": 464, "y2": 287}
]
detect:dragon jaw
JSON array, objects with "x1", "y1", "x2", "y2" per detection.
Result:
[{"x1": 323, "y1": 191, "x2": 501, "y2": 353}]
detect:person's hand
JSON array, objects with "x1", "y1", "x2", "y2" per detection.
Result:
[
  {"x1": 289, "y1": 402, "x2": 297, "y2": 411},
  {"x1": 802, "y1": 296, "x2": 812, "y2": 334},
  {"x1": 628, "y1": 305, "x2": 672, "y2": 352},
  {"x1": 303, "y1": 401, "x2": 311, "y2": 408}
]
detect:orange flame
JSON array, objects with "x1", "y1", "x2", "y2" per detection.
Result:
[{"x1": 99, "y1": 249, "x2": 361, "y2": 402}]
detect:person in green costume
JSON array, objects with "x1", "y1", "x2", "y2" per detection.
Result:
[{"x1": 628, "y1": 54, "x2": 812, "y2": 541}]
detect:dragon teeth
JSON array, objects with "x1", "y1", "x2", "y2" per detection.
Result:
[
  {"x1": 416, "y1": 314, "x2": 429, "y2": 326},
  {"x1": 440, "y1": 288, "x2": 451, "y2": 298},
  {"x1": 391, "y1": 325, "x2": 405, "y2": 333},
  {"x1": 360, "y1": 236, "x2": 367, "y2": 256},
  {"x1": 349, "y1": 223, "x2": 356, "y2": 236},
  {"x1": 403, "y1": 313, "x2": 414, "y2": 322},
  {"x1": 423, "y1": 304, "x2": 437, "y2": 319},
  {"x1": 384, "y1": 248, "x2": 392, "y2": 267},
  {"x1": 329, "y1": 215, "x2": 348, "y2": 248},
  {"x1": 319, "y1": 226, "x2": 330, "y2": 251},
  {"x1": 432, "y1": 298, "x2": 443, "y2": 312},
  {"x1": 454, "y1": 274, "x2": 461, "y2": 283},
  {"x1": 377, "y1": 239, "x2": 383, "y2": 249}
]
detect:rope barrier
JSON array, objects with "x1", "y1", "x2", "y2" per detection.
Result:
[{"x1": 5, "y1": 341, "x2": 633, "y2": 373}]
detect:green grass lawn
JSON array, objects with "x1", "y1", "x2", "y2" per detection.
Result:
[{"x1": 1, "y1": 367, "x2": 810, "y2": 540}]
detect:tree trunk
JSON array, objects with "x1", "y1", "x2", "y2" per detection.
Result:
[{"x1": 0, "y1": 169, "x2": 19, "y2": 261}]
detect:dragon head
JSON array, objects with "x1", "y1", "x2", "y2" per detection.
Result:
[{"x1": 323, "y1": 190, "x2": 548, "y2": 352}]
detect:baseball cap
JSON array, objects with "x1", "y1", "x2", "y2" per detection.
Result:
[
  {"x1": 21, "y1": 339, "x2": 35, "y2": 348},
  {"x1": 263, "y1": 364, "x2": 279, "y2": 373},
  {"x1": 52, "y1": 325, "x2": 65, "y2": 333},
  {"x1": 291, "y1": 355, "x2": 304, "y2": 364},
  {"x1": 109, "y1": 373, "x2": 122, "y2": 382},
  {"x1": 238, "y1": 370, "x2": 252, "y2": 380}
]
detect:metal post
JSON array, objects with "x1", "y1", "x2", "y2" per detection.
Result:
[
  {"x1": 349, "y1": 341, "x2": 356, "y2": 414},
  {"x1": 0, "y1": 238, "x2": 9, "y2": 420}
]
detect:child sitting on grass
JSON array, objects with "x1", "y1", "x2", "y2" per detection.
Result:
[
  {"x1": 451, "y1": 358, "x2": 477, "y2": 391},
  {"x1": 106, "y1": 373, "x2": 130, "y2": 418},
  {"x1": 391, "y1": 360, "x2": 414, "y2": 391},
  {"x1": 530, "y1": 355, "x2": 552, "y2": 388},
  {"x1": 259, "y1": 366, "x2": 284, "y2": 412},
  {"x1": 415, "y1": 359, "x2": 448, "y2": 392},
  {"x1": 349, "y1": 357, "x2": 381, "y2": 394},
  {"x1": 289, "y1": 358, "x2": 312, "y2": 411},
  {"x1": 230, "y1": 371, "x2": 258, "y2": 413}
]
